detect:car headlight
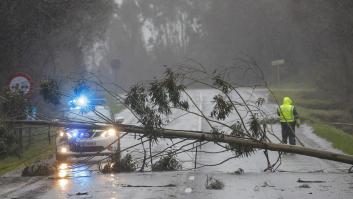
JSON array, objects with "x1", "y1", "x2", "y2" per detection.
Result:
[
  {"x1": 59, "y1": 163, "x2": 68, "y2": 170},
  {"x1": 58, "y1": 170, "x2": 67, "y2": 178},
  {"x1": 59, "y1": 130, "x2": 65, "y2": 137},
  {"x1": 101, "y1": 128, "x2": 117, "y2": 137},
  {"x1": 60, "y1": 147, "x2": 68, "y2": 153}
]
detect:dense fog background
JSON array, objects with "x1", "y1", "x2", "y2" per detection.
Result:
[{"x1": 1, "y1": 0, "x2": 352, "y2": 99}]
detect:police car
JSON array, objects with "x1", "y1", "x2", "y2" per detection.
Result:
[{"x1": 56, "y1": 96, "x2": 123, "y2": 161}]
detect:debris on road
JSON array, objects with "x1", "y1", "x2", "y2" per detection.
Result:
[
  {"x1": 120, "y1": 184, "x2": 176, "y2": 188},
  {"x1": 205, "y1": 175, "x2": 225, "y2": 190},
  {"x1": 298, "y1": 184, "x2": 311, "y2": 188},
  {"x1": 184, "y1": 187, "x2": 192, "y2": 193},
  {"x1": 297, "y1": 178, "x2": 326, "y2": 183},
  {"x1": 22, "y1": 161, "x2": 55, "y2": 176},
  {"x1": 232, "y1": 168, "x2": 244, "y2": 175},
  {"x1": 261, "y1": 181, "x2": 276, "y2": 187},
  {"x1": 75, "y1": 192, "x2": 88, "y2": 195},
  {"x1": 279, "y1": 169, "x2": 324, "y2": 173}
]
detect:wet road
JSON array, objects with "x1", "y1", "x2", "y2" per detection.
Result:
[{"x1": 0, "y1": 88, "x2": 352, "y2": 199}]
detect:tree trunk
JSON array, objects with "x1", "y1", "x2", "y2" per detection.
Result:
[{"x1": 5, "y1": 120, "x2": 353, "y2": 165}]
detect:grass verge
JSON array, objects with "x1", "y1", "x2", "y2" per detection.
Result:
[
  {"x1": 312, "y1": 124, "x2": 353, "y2": 155},
  {"x1": 0, "y1": 142, "x2": 53, "y2": 176},
  {"x1": 0, "y1": 127, "x2": 55, "y2": 176}
]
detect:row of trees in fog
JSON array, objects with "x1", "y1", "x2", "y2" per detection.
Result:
[
  {"x1": 105, "y1": 0, "x2": 353, "y2": 103},
  {"x1": 0, "y1": 0, "x2": 114, "y2": 113},
  {"x1": 1, "y1": 0, "x2": 353, "y2": 103},
  {"x1": 290, "y1": 0, "x2": 353, "y2": 101}
]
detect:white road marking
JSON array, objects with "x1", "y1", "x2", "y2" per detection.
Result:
[{"x1": 188, "y1": 176, "x2": 195, "y2": 181}]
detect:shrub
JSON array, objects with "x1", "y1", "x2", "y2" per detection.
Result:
[
  {"x1": 101, "y1": 153, "x2": 137, "y2": 173},
  {"x1": 205, "y1": 176, "x2": 225, "y2": 190},
  {"x1": 152, "y1": 152, "x2": 182, "y2": 171}
]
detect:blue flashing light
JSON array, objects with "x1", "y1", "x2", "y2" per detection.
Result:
[
  {"x1": 69, "y1": 95, "x2": 91, "y2": 110},
  {"x1": 71, "y1": 129, "x2": 79, "y2": 138},
  {"x1": 76, "y1": 95, "x2": 89, "y2": 107}
]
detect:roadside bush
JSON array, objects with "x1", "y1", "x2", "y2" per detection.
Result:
[
  {"x1": 2, "y1": 89, "x2": 31, "y2": 120},
  {"x1": 114, "y1": 153, "x2": 137, "y2": 172},
  {"x1": 152, "y1": 152, "x2": 182, "y2": 171},
  {"x1": 205, "y1": 176, "x2": 225, "y2": 190},
  {"x1": 39, "y1": 79, "x2": 61, "y2": 105},
  {"x1": 0, "y1": 124, "x2": 18, "y2": 159},
  {"x1": 101, "y1": 153, "x2": 137, "y2": 173},
  {"x1": 22, "y1": 162, "x2": 55, "y2": 176}
]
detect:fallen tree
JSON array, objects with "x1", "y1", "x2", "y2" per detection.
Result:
[
  {"x1": 2, "y1": 61, "x2": 353, "y2": 172},
  {"x1": 4, "y1": 119, "x2": 353, "y2": 165}
]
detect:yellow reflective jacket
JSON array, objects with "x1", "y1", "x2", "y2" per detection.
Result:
[{"x1": 277, "y1": 97, "x2": 298, "y2": 123}]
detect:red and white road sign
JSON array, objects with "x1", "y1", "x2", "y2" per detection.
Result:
[{"x1": 8, "y1": 72, "x2": 32, "y2": 95}]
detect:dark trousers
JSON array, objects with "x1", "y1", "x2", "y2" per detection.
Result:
[{"x1": 281, "y1": 122, "x2": 296, "y2": 145}]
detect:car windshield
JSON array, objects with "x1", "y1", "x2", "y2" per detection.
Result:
[{"x1": 66, "y1": 106, "x2": 112, "y2": 123}]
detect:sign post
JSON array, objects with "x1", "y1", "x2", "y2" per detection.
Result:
[{"x1": 271, "y1": 59, "x2": 285, "y2": 84}]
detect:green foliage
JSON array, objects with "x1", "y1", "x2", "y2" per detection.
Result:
[
  {"x1": 0, "y1": 139, "x2": 54, "y2": 175},
  {"x1": 125, "y1": 69, "x2": 189, "y2": 141},
  {"x1": 152, "y1": 152, "x2": 182, "y2": 171},
  {"x1": 210, "y1": 94, "x2": 233, "y2": 120},
  {"x1": 113, "y1": 153, "x2": 137, "y2": 172},
  {"x1": 101, "y1": 153, "x2": 137, "y2": 173},
  {"x1": 125, "y1": 85, "x2": 149, "y2": 116},
  {"x1": 249, "y1": 115, "x2": 264, "y2": 139},
  {"x1": 125, "y1": 84, "x2": 163, "y2": 140},
  {"x1": 228, "y1": 122, "x2": 256, "y2": 157},
  {"x1": 210, "y1": 128, "x2": 226, "y2": 142},
  {"x1": 0, "y1": 124, "x2": 18, "y2": 158},
  {"x1": 149, "y1": 69, "x2": 189, "y2": 113},
  {"x1": 213, "y1": 75, "x2": 232, "y2": 94},
  {"x1": 313, "y1": 124, "x2": 353, "y2": 155},
  {"x1": 1, "y1": 89, "x2": 31, "y2": 120},
  {"x1": 40, "y1": 79, "x2": 61, "y2": 105}
]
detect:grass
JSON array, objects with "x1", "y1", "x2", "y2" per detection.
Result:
[
  {"x1": 0, "y1": 127, "x2": 56, "y2": 176},
  {"x1": 313, "y1": 124, "x2": 353, "y2": 155},
  {"x1": 271, "y1": 87, "x2": 353, "y2": 155},
  {"x1": 0, "y1": 142, "x2": 53, "y2": 176}
]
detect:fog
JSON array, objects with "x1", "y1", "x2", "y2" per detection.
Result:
[
  {"x1": 0, "y1": 0, "x2": 352, "y2": 111},
  {"x1": 86, "y1": 0, "x2": 330, "y2": 88}
]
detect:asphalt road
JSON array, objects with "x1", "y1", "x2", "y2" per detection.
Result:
[{"x1": 0, "y1": 88, "x2": 352, "y2": 199}]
